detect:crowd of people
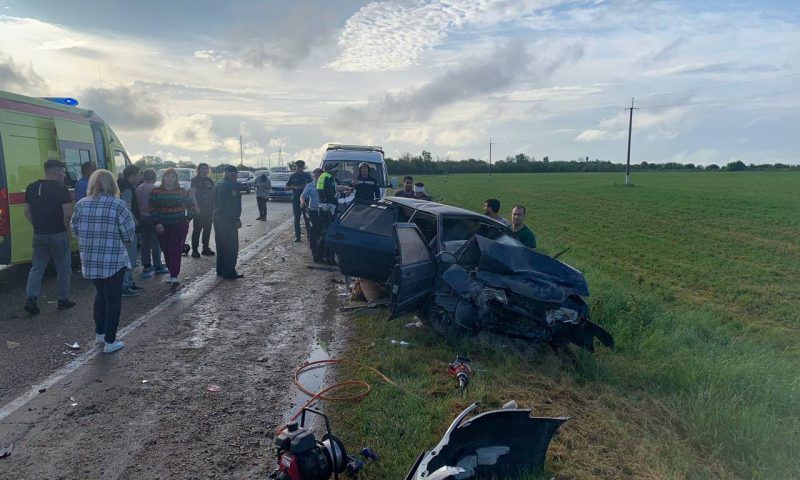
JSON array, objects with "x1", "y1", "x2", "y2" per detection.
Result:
[
  {"x1": 22, "y1": 160, "x2": 244, "y2": 353},
  {"x1": 21, "y1": 158, "x2": 536, "y2": 354}
]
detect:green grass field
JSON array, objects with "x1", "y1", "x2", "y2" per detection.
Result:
[{"x1": 328, "y1": 172, "x2": 799, "y2": 479}]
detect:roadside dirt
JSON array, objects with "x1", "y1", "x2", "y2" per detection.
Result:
[{"x1": 0, "y1": 200, "x2": 347, "y2": 479}]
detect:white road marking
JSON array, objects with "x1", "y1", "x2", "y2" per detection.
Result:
[{"x1": 0, "y1": 218, "x2": 293, "y2": 423}]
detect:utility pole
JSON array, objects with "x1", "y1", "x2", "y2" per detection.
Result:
[
  {"x1": 488, "y1": 138, "x2": 495, "y2": 180},
  {"x1": 625, "y1": 97, "x2": 638, "y2": 186},
  {"x1": 278, "y1": 146, "x2": 283, "y2": 166},
  {"x1": 239, "y1": 135, "x2": 244, "y2": 168}
]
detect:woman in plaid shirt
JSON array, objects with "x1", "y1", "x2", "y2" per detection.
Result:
[{"x1": 71, "y1": 170, "x2": 136, "y2": 354}]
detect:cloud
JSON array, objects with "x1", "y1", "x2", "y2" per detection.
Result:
[
  {"x1": 649, "y1": 37, "x2": 689, "y2": 63},
  {"x1": 575, "y1": 129, "x2": 607, "y2": 142},
  {"x1": 333, "y1": 40, "x2": 584, "y2": 129},
  {"x1": 152, "y1": 114, "x2": 221, "y2": 152},
  {"x1": 330, "y1": 0, "x2": 567, "y2": 72},
  {"x1": 0, "y1": 49, "x2": 48, "y2": 94},
  {"x1": 229, "y1": 1, "x2": 344, "y2": 70},
  {"x1": 80, "y1": 83, "x2": 164, "y2": 131},
  {"x1": 222, "y1": 137, "x2": 265, "y2": 159},
  {"x1": 643, "y1": 62, "x2": 781, "y2": 77}
]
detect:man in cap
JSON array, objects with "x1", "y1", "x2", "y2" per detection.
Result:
[
  {"x1": 285, "y1": 160, "x2": 313, "y2": 242},
  {"x1": 212, "y1": 165, "x2": 243, "y2": 278},
  {"x1": 352, "y1": 162, "x2": 380, "y2": 203}
]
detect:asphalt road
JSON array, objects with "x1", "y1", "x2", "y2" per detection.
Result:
[{"x1": 0, "y1": 195, "x2": 347, "y2": 479}]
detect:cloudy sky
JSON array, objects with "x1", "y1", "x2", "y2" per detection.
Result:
[{"x1": 1, "y1": 0, "x2": 798, "y2": 167}]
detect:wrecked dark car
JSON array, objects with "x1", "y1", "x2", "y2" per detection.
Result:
[{"x1": 326, "y1": 197, "x2": 614, "y2": 352}]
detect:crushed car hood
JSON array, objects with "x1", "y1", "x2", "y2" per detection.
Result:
[{"x1": 431, "y1": 235, "x2": 614, "y2": 352}]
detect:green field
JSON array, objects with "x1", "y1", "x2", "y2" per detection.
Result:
[{"x1": 328, "y1": 172, "x2": 799, "y2": 479}]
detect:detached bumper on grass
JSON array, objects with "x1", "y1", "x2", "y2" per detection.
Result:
[{"x1": 404, "y1": 402, "x2": 568, "y2": 480}]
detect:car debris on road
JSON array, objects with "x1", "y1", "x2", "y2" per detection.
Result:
[{"x1": 404, "y1": 402, "x2": 567, "y2": 480}]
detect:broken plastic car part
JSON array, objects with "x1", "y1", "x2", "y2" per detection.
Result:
[{"x1": 404, "y1": 402, "x2": 567, "y2": 480}]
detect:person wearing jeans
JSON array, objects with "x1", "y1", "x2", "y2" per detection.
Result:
[
  {"x1": 136, "y1": 169, "x2": 167, "y2": 278},
  {"x1": 149, "y1": 168, "x2": 196, "y2": 287},
  {"x1": 23, "y1": 159, "x2": 75, "y2": 315},
  {"x1": 71, "y1": 169, "x2": 136, "y2": 354},
  {"x1": 254, "y1": 173, "x2": 271, "y2": 220},
  {"x1": 189, "y1": 163, "x2": 215, "y2": 258},
  {"x1": 118, "y1": 165, "x2": 143, "y2": 296}
]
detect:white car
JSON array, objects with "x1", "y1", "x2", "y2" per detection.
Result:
[
  {"x1": 156, "y1": 168, "x2": 195, "y2": 191},
  {"x1": 268, "y1": 172, "x2": 293, "y2": 200}
]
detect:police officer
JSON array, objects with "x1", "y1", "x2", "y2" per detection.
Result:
[
  {"x1": 316, "y1": 163, "x2": 342, "y2": 264},
  {"x1": 212, "y1": 165, "x2": 243, "y2": 279},
  {"x1": 300, "y1": 168, "x2": 323, "y2": 262},
  {"x1": 285, "y1": 160, "x2": 313, "y2": 243},
  {"x1": 351, "y1": 162, "x2": 380, "y2": 203}
]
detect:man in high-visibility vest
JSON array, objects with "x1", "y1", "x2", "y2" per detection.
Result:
[{"x1": 316, "y1": 163, "x2": 338, "y2": 263}]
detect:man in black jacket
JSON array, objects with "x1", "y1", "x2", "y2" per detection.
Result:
[
  {"x1": 352, "y1": 162, "x2": 380, "y2": 203},
  {"x1": 212, "y1": 166, "x2": 243, "y2": 279}
]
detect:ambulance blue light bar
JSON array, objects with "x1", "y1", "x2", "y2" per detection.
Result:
[{"x1": 42, "y1": 97, "x2": 79, "y2": 107}]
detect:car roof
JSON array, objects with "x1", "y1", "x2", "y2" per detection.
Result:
[
  {"x1": 382, "y1": 197, "x2": 507, "y2": 227},
  {"x1": 323, "y1": 150, "x2": 384, "y2": 163}
]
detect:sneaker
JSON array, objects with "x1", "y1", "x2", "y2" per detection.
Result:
[
  {"x1": 201, "y1": 248, "x2": 215, "y2": 256},
  {"x1": 191, "y1": 249, "x2": 201, "y2": 258},
  {"x1": 294, "y1": 238, "x2": 302, "y2": 243},
  {"x1": 103, "y1": 341, "x2": 124, "y2": 354},
  {"x1": 24, "y1": 297, "x2": 40, "y2": 315},
  {"x1": 141, "y1": 269, "x2": 155, "y2": 279},
  {"x1": 154, "y1": 266, "x2": 169, "y2": 275},
  {"x1": 121, "y1": 288, "x2": 140, "y2": 297},
  {"x1": 57, "y1": 299, "x2": 77, "y2": 310},
  {"x1": 96, "y1": 334, "x2": 105, "y2": 344},
  {"x1": 130, "y1": 284, "x2": 145, "y2": 292}
]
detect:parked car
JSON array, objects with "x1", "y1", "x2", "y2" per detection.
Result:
[
  {"x1": 268, "y1": 172, "x2": 293, "y2": 200},
  {"x1": 270, "y1": 166, "x2": 289, "y2": 174},
  {"x1": 325, "y1": 197, "x2": 614, "y2": 352},
  {"x1": 236, "y1": 170, "x2": 254, "y2": 194},
  {"x1": 253, "y1": 169, "x2": 271, "y2": 180},
  {"x1": 156, "y1": 167, "x2": 195, "y2": 191}
]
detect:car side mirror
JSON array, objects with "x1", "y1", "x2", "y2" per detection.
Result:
[
  {"x1": 437, "y1": 251, "x2": 457, "y2": 265},
  {"x1": 390, "y1": 176, "x2": 398, "y2": 189}
]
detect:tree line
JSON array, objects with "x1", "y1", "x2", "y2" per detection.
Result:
[
  {"x1": 385, "y1": 152, "x2": 799, "y2": 175},
  {"x1": 134, "y1": 153, "x2": 798, "y2": 175}
]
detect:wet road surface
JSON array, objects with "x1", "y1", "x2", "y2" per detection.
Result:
[{"x1": 0, "y1": 196, "x2": 347, "y2": 479}]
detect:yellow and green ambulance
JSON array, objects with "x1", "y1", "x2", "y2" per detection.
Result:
[{"x1": 0, "y1": 89, "x2": 132, "y2": 265}]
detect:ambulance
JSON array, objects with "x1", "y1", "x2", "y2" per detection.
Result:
[{"x1": 0, "y1": 90, "x2": 132, "y2": 265}]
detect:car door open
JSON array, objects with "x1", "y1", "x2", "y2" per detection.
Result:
[{"x1": 389, "y1": 223, "x2": 437, "y2": 319}]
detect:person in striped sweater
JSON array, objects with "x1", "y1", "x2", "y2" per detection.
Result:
[{"x1": 149, "y1": 168, "x2": 197, "y2": 288}]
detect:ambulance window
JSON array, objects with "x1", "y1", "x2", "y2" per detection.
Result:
[
  {"x1": 91, "y1": 124, "x2": 107, "y2": 169},
  {"x1": 63, "y1": 148, "x2": 92, "y2": 187},
  {"x1": 114, "y1": 150, "x2": 131, "y2": 169}
]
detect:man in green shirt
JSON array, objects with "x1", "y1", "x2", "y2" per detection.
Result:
[{"x1": 511, "y1": 205, "x2": 536, "y2": 249}]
